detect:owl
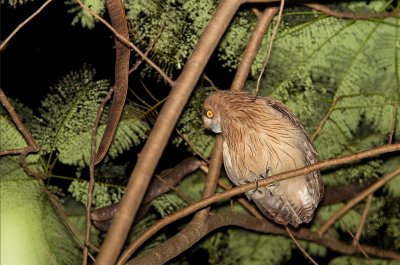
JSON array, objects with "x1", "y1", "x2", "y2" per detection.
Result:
[{"x1": 202, "y1": 90, "x2": 324, "y2": 227}]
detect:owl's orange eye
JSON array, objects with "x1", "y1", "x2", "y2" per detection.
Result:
[{"x1": 206, "y1": 110, "x2": 214, "y2": 119}]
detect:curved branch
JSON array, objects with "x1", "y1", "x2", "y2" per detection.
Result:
[
  {"x1": 0, "y1": 0, "x2": 54, "y2": 51},
  {"x1": 88, "y1": 0, "x2": 131, "y2": 164},
  {"x1": 127, "y1": 212, "x2": 400, "y2": 265},
  {"x1": 318, "y1": 167, "x2": 400, "y2": 236},
  {"x1": 304, "y1": 3, "x2": 400, "y2": 19},
  {"x1": 121, "y1": 143, "x2": 400, "y2": 260}
]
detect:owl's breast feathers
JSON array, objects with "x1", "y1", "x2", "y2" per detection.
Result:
[{"x1": 216, "y1": 91, "x2": 324, "y2": 227}]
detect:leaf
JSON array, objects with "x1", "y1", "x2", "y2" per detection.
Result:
[
  {"x1": 224, "y1": 230, "x2": 293, "y2": 265},
  {"x1": 0, "y1": 157, "x2": 81, "y2": 265},
  {"x1": 329, "y1": 256, "x2": 400, "y2": 265},
  {"x1": 33, "y1": 66, "x2": 149, "y2": 166},
  {"x1": 66, "y1": 0, "x2": 106, "y2": 29}
]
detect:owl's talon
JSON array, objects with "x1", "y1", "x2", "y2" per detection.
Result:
[
  {"x1": 241, "y1": 175, "x2": 263, "y2": 195},
  {"x1": 247, "y1": 177, "x2": 259, "y2": 195}
]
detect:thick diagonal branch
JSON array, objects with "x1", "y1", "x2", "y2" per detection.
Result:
[{"x1": 96, "y1": 1, "x2": 243, "y2": 264}]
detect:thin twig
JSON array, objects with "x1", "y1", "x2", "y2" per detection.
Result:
[
  {"x1": 311, "y1": 97, "x2": 339, "y2": 141},
  {"x1": 255, "y1": 0, "x2": 285, "y2": 94},
  {"x1": 353, "y1": 195, "x2": 373, "y2": 245},
  {"x1": 83, "y1": 88, "x2": 114, "y2": 265},
  {"x1": 0, "y1": 89, "x2": 39, "y2": 152},
  {"x1": 340, "y1": 220, "x2": 372, "y2": 264},
  {"x1": 0, "y1": 89, "x2": 44, "y2": 178},
  {"x1": 202, "y1": 74, "x2": 218, "y2": 90},
  {"x1": 176, "y1": 129, "x2": 210, "y2": 163},
  {"x1": 139, "y1": 79, "x2": 160, "y2": 105},
  {"x1": 75, "y1": 0, "x2": 174, "y2": 85},
  {"x1": 231, "y1": 7, "x2": 278, "y2": 91},
  {"x1": 318, "y1": 167, "x2": 400, "y2": 236},
  {"x1": 304, "y1": 3, "x2": 400, "y2": 19},
  {"x1": 194, "y1": 136, "x2": 223, "y2": 222},
  {"x1": 0, "y1": 0, "x2": 54, "y2": 51},
  {"x1": 129, "y1": 25, "x2": 165, "y2": 74},
  {"x1": 40, "y1": 180, "x2": 99, "y2": 263},
  {"x1": 286, "y1": 226, "x2": 319, "y2": 265}
]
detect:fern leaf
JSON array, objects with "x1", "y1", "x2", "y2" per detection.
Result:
[
  {"x1": 174, "y1": 87, "x2": 215, "y2": 158},
  {"x1": 66, "y1": 0, "x2": 106, "y2": 29},
  {"x1": 68, "y1": 179, "x2": 125, "y2": 208},
  {"x1": 33, "y1": 66, "x2": 149, "y2": 166},
  {"x1": 0, "y1": 157, "x2": 81, "y2": 265}
]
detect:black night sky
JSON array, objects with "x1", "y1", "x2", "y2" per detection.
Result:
[{"x1": 1, "y1": 1, "x2": 114, "y2": 108}]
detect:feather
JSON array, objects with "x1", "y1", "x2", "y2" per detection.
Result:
[{"x1": 203, "y1": 90, "x2": 324, "y2": 226}]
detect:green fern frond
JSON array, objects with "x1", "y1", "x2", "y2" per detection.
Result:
[
  {"x1": 225, "y1": 230, "x2": 293, "y2": 265},
  {"x1": 152, "y1": 193, "x2": 187, "y2": 218},
  {"x1": 66, "y1": 0, "x2": 106, "y2": 29},
  {"x1": 33, "y1": 66, "x2": 149, "y2": 166},
  {"x1": 68, "y1": 179, "x2": 125, "y2": 208},
  {"x1": 174, "y1": 87, "x2": 215, "y2": 158},
  {"x1": 299, "y1": 241, "x2": 327, "y2": 257},
  {"x1": 0, "y1": 103, "x2": 40, "y2": 164},
  {"x1": 329, "y1": 256, "x2": 400, "y2": 265},
  {"x1": 1, "y1": 158, "x2": 81, "y2": 265},
  {"x1": 33, "y1": 66, "x2": 109, "y2": 156},
  {"x1": 0, "y1": 112, "x2": 28, "y2": 151},
  {"x1": 1, "y1": 0, "x2": 33, "y2": 7},
  {"x1": 385, "y1": 174, "x2": 400, "y2": 198}
]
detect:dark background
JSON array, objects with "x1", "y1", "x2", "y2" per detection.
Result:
[{"x1": 1, "y1": 1, "x2": 114, "y2": 108}]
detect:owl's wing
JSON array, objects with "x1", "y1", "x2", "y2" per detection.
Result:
[{"x1": 265, "y1": 97, "x2": 324, "y2": 203}]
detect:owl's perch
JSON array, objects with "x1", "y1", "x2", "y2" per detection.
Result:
[
  {"x1": 97, "y1": 1, "x2": 244, "y2": 264},
  {"x1": 127, "y1": 211, "x2": 400, "y2": 265},
  {"x1": 121, "y1": 144, "x2": 400, "y2": 264}
]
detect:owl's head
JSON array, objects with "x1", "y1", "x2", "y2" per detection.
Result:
[{"x1": 202, "y1": 92, "x2": 223, "y2": 133}]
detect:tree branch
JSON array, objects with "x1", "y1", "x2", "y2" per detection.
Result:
[
  {"x1": 304, "y1": 3, "x2": 400, "y2": 19},
  {"x1": 75, "y1": 0, "x2": 173, "y2": 86},
  {"x1": 117, "y1": 5, "x2": 281, "y2": 265},
  {"x1": 121, "y1": 143, "x2": 400, "y2": 259},
  {"x1": 128, "y1": 212, "x2": 400, "y2": 265},
  {"x1": 96, "y1": 1, "x2": 244, "y2": 264},
  {"x1": 0, "y1": 0, "x2": 54, "y2": 51},
  {"x1": 318, "y1": 167, "x2": 400, "y2": 236}
]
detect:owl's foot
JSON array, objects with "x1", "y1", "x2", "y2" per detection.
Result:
[{"x1": 241, "y1": 167, "x2": 273, "y2": 196}]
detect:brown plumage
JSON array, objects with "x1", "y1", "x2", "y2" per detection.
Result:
[{"x1": 202, "y1": 90, "x2": 324, "y2": 227}]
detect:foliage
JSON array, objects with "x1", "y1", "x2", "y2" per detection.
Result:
[
  {"x1": 66, "y1": 0, "x2": 106, "y2": 29},
  {"x1": 68, "y1": 179, "x2": 125, "y2": 208},
  {"x1": 172, "y1": 1, "x2": 399, "y2": 263},
  {"x1": 2, "y1": 0, "x2": 400, "y2": 264},
  {"x1": 329, "y1": 256, "x2": 400, "y2": 265},
  {"x1": 1, "y1": 66, "x2": 149, "y2": 264},
  {"x1": 174, "y1": 86, "x2": 216, "y2": 158},
  {"x1": 1, "y1": 0, "x2": 33, "y2": 7},
  {"x1": 31, "y1": 66, "x2": 149, "y2": 167},
  {"x1": 0, "y1": 157, "x2": 81, "y2": 265}
]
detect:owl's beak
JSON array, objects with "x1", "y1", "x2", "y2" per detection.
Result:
[
  {"x1": 202, "y1": 116, "x2": 212, "y2": 129},
  {"x1": 203, "y1": 116, "x2": 222, "y2": 134}
]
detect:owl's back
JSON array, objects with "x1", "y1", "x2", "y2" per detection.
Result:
[{"x1": 212, "y1": 90, "x2": 324, "y2": 226}]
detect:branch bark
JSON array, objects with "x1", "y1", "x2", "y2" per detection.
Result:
[
  {"x1": 122, "y1": 143, "x2": 400, "y2": 260},
  {"x1": 318, "y1": 167, "x2": 400, "y2": 236},
  {"x1": 96, "y1": 1, "x2": 244, "y2": 264},
  {"x1": 117, "y1": 5, "x2": 281, "y2": 265},
  {"x1": 128, "y1": 212, "x2": 400, "y2": 265}
]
